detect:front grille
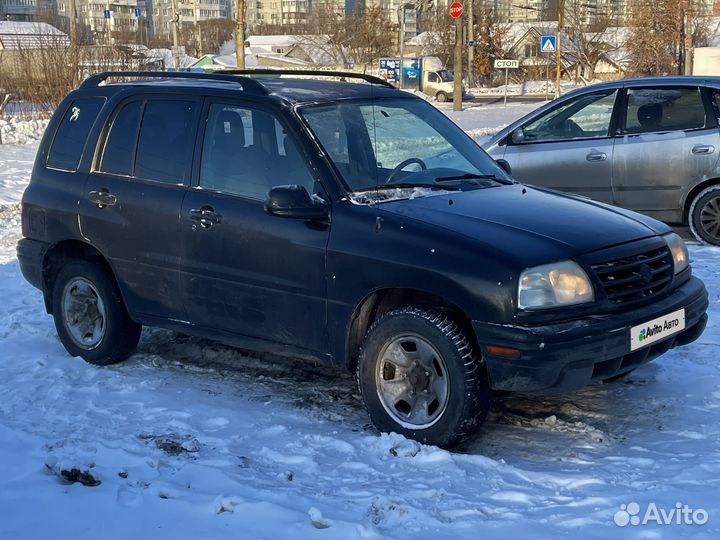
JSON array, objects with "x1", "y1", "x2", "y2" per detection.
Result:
[{"x1": 591, "y1": 245, "x2": 674, "y2": 304}]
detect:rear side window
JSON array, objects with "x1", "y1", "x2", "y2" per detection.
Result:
[
  {"x1": 99, "y1": 101, "x2": 142, "y2": 176},
  {"x1": 135, "y1": 100, "x2": 197, "y2": 184},
  {"x1": 625, "y1": 87, "x2": 706, "y2": 134},
  {"x1": 47, "y1": 98, "x2": 104, "y2": 171}
]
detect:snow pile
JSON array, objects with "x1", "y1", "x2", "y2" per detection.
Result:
[
  {"x1": 470, "y1": 80, "x2": 588, "y2": 96},
  {"x1": 0, "y1": 117, "x2": 48, "y2": 145}
]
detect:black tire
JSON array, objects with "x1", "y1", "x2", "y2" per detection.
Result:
[
  {"x1": 51, "y1": 260, "x2": 141, "y2": 365},
  {"x1": 357, "y1": 307, "x2": 491, "y2": 448},
  {"x1": 689, "y1": 185, "x2": 720, "y2": 246},
  {"x1": 436, "y1": 92, "x2": 449, "y2": 103}
]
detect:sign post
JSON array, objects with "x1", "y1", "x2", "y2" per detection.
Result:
[
  {"x1": 540, "y1": 35, "x2": 556, "y2": 101},
  {"x1": 450, "y1": 2, "x2": 463, "y2": 112},
  {"x1": 494, "y1": 59, "x2": 519, "y2": 107}
]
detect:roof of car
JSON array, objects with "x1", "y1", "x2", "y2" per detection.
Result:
[
  {"x1": 563, "y1": 75, "x2": 720, "y2": 97},
  {"x1": 81, "y1": 70, "x2": 404, "y2": 104}
]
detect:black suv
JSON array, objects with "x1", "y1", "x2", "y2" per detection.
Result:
[{"x1": 18, "y1": 71, "x2": 709, "y2": 447}]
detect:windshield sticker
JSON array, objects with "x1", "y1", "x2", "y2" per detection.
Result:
[{"x1": 70, "y1": 106, "x2": 80, "y2": 122}]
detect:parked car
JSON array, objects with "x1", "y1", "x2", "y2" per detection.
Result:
[
  {"x1": 18, "y1": 70, "x2": 708, "y2": 448},
  {"x1": 484, "y1": 76, "x2": 720, "y2": 245}
]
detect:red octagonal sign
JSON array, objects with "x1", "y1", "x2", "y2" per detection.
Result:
[{"x1": 449, "y1": 1, "x2": 463, "y2": 18}]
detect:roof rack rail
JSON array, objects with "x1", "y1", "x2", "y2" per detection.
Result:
[
  {"x1": 80, "y1": 71, "x2": 270, "y2": 95},
  {"x1": 218, "y1": 69, "x2": 396, "y2": 89}
]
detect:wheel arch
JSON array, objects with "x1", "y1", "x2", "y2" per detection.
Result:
[
  {"x1": 343, "y1": 287, "x2": 479, "y2": 372},
  {"x1": 683, "y1": 178, "x2": 720, "y2": 223},
  {"x1": 41, "y1": 239, "x2": 124, "y2": 315}
]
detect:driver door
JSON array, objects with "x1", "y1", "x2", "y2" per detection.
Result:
[
  {"x1": 502, "y1": 89, "x2": 619, "y2": 203},
  {"x1": 180, "y1": 100, "x2": 330, "y2": 352}
]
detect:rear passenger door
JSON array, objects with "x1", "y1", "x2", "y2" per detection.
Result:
[
  {"x1": 180, "y1": 100, "x2": 330, "y2": 352},
  {"x1": 80, "y1": 96, "x2": 201, "y2": 320},
  {"x1": 612, "y1": 86, "x2": 720, "y2": 220}
]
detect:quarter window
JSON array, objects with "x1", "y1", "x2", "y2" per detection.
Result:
[
  {"x1": 199, "y1": 104, "x2": 315, "y2": 200},
  {"x1": 47, "y1": 98, "x2": 104, "y2": 171},
  {"x1": 521, "y1": 90, "x2": 617, "y2": 143},
  {"x1": 624, "y1": 87, "x2": 706, "y2": 134}
]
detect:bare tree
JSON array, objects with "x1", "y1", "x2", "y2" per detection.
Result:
[
  {"x1": 472, "y1": 0, "x2": 509, "y2": 86},
  {"x1": 180, "y1": 18, "x2": 234, "y2": 56},
  {"x1": 345, "y1": 6, "x2": 395, "y2": 71},
  {"x1": 416, "y1": 7, "x2": 455, "y2": 66},
  {"x1": 627, "y1": 0, "x2": 713, "y2": 76},
  {"x1": 562, "y1": 0, "x2": 616, "y2": 81},
  {"x1": 296, "y1": 4, "x2": 351, "y2": 66}
]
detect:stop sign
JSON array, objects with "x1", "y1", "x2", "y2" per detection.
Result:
[{"x1": 449, "y1": 1, "x2": 463, "y2": 18}]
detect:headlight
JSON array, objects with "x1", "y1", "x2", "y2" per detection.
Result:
[
  {"x1": 664, "y1": 233, "x2": 689, "y2": 275},
  {"x1": 518, "y1": 260, "x2": 594, "y2": 310}
]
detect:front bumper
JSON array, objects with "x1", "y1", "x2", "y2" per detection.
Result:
[{"x1": 473, "y1": 276, "x2": 709, "y2": 393}]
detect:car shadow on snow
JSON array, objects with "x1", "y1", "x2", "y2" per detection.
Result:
[{"x1": 131, "y1": 326, "x2": 664, "y2": 460}]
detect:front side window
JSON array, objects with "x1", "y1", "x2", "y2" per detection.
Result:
[
  {"x1": 47, "y1": 97, "x2": 104, "y2": 171},
  {"x1": 199, "y1": 103, "x2": 315, "y2": 200},
  {"x1": 624, "y1": 87, "x2": 706, "y2": 134},
  {"x1": 301, "y1": 98, "x2": 507, "y2": 195},
  {"x1": 521, "y1": 90, "x2": 618, "y2": 143}
]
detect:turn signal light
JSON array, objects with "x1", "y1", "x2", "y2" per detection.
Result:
[{"x1": 485, "y1": 345, "x2": 522, "y2": 359}]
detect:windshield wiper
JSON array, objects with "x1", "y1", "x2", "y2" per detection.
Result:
[
  {"x1": 434, "y1": 173, "x2": 502, "y2": 183},
  {"x1": 353, "y1": 183, "x2": 460, "y2": 193}
]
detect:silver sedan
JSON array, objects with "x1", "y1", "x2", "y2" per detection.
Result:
[{"x1": 483, "y1": 76, "x2": 720, "y2": 245}]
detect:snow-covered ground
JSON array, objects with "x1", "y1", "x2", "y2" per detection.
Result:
[{"x1": 1, "y1": 104, "x2": 719, "y2": 539}]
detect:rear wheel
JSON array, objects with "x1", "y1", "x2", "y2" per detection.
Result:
[
  {"x1": 436, "y1": 91, "x2": 449, "y2": 103},
  {"x1": 689, "y1": 185, "x2": 720, "y2": 245},
  {"x1": 357, "y1": 307, "x2": 491, "y2": 448},
  {"x1": 51, "y1": 260, "x2": 141, "y2": 365}
]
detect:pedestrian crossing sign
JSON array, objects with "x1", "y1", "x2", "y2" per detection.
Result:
[{"x1": 541, "y1": 35, "x2": 557, "y2": 52}]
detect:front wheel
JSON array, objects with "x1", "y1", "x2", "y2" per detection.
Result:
[
  {"x1": 357, "y1": 307, "x2": 491, "y2": 448},
  {"x1": 52, "y1": 260, "x2": 142, "y2": 365},
  {"x1": 689, "y1": 185, "x2": 720, "y2": 245},
  {"x1": 436, "y1": 91, "x2": 449, "y2": 103}
]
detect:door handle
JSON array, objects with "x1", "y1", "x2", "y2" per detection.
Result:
[
  {"x1": 586, "y1": 152, "x2": 607, "y2": 162},
  {"x1": 692, "y1": 144, "x2": 715, "y2": 155},
  {"x1": 189, "y1": 206, "x2": 222, "y2": 228},
  {"x1": 88, "y1": 189, "x2": 117, "y2": 208}
]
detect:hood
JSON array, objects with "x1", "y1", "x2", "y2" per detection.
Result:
[{"x1": 379, "y1": 183, "x2": 670, "y2": 265}]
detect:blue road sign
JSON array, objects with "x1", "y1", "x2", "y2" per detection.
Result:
[
  {"x1": 134, "y1": 7, "x2": 142, "y2": 16},
  {"x1": 103, "y1": 9, "x2": 111, "y2": 18},
  {"x1": 541, "y1": 35, "x2": 557, "y2": 53},
  {"x1": 467, "y1": 40, "x2": 477, "y2": 47}
]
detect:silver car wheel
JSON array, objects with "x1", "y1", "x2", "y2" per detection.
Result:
[
  {"x1": 375, "y1": 333, "x2": 449, "y2": 429},
  {"x1": 699, "y1": 195, "x2": 720, "y2": 241},
  {"x1": 61, "y1": 277, "x2": 107, "y2": 350}
]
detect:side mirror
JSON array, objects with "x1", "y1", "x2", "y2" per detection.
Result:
[
  {"x1": 265, "y1": 185, "x2": 328, "y2": 220},
  {"x1": 496, "y1": 159, "x2": 512, "y2": 175},
  {"x1": 510, "y1": 127, "x2": 525, "y2": 145}
]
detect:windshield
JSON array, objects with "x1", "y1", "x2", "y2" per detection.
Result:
[{"x1": 299, "y1": 98, "x2": 509, "y2": 199}]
